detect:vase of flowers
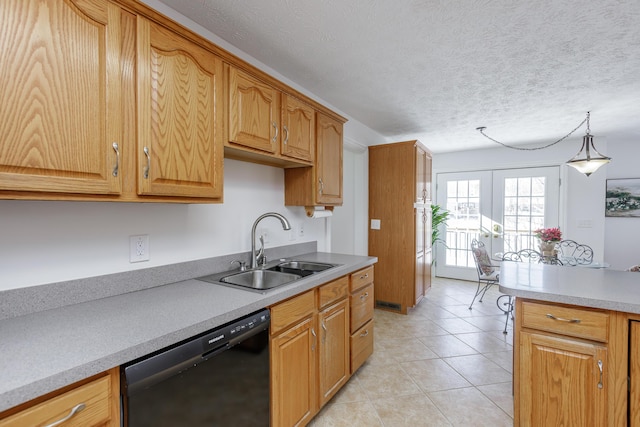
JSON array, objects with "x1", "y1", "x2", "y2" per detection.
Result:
[{"x1": 534, "y1": 227, "x2": 562, "y2": 256}]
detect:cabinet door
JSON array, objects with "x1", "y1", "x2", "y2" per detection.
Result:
[
  {"x1": 416, "y1": 145, "x2": 426, "y2": 203},
  {"x1": 630, "y1": 321, "x2": 640, "y2": 426},
  {"x1": 281, "y1": 95, "x2": 314, "y2": 162},
  {"x1": 316, "y1": 113, "x2": 343, "y2": 204},
  {"x1": 228, "y1": 67, "x2": 280, "y2": 154},
  {"x1": 318, "y1": 299, "x2": 349, "y2": 406},
  {"x1": 0, "y1": 0, "x2": 122, "y2": 195},
  {"x1": 271, "y1": 316, "x2": 317, "y2": 427},
  {"x1": 137, "y1": 17, "x2": 223, "y2": 198},
  {"x1": 520, "y1": 331, "x2": 607, "y2": 426}
]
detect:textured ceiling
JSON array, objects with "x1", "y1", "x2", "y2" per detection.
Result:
[{"x1": 157, "y1": 0, "x2": 640, "y2": 153}]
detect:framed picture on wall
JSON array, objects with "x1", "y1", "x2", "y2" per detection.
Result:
[{"x1": 605, "y1": 178, "x2": 640, "y2": 217}]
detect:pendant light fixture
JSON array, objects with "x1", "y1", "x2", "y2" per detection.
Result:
[
  {"x1": 476, "y1": 111, "x2": 612, "y2": 177},
  {"x1": 565, "y1": 112, "x2": 611, "y2": 176}
]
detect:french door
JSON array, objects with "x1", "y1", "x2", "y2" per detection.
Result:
[{"x1": 435, "y1": 167, "x2": 560, "y2": 281}]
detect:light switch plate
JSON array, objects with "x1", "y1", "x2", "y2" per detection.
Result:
[{"x1": 371, "y1": 219, "x2": 381, "y2": 230}]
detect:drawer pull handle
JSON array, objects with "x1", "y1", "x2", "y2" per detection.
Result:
[
  {"x1": 597, "y1": 360, "x2": 603, "y2": 389},
  {"x1": 311, "y1": 327, "x2": 316, "y2": 351},
  {"x1": 272, "y1": 122, "x2": 278, "y2": 143},
  {"x1": 44, "y1": 403, "x2": 86, "y2": 427},
  {"x1": 360, "y1": 273, "x2": 369, "y2": 279},
  {"x1": 546, "y1": 313, "x2": 581, "y2": 324},
  {"x1": 360, "y1": 292, "x2": 369, "y2": 301},
  {"x1": 360, "y1": 329, "x2": 369, "y2": 337}
]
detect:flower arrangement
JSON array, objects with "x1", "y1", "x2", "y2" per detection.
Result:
[{"x1": 534, "y1": 227, "x2": 562, "y2": 243}]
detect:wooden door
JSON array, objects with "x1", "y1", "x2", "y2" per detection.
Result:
[
  {"x1": 520, "y1": 331, "x2": 607, "y2": 426},
  {"x1": 271, "y1": 316, "x2": 317, "y2": 427},
  {"x1": 318, "y1": 299, "x2": 349, "y2": 406},
  {"x1": 316, "y1": 113, "x2": 343, "y2": 205},
  {"x1": 281, "y1": 95, "x2": 314, "y2": 162},
  {"x1": 137, "y1": 17, "x2": 223, "y2": 198},
  {"x1": 0, "y1": 0, "x2": 122, "y2": 195},
  {"x1": 228, "y1": 67, "x2": 280, "y2": 154}
]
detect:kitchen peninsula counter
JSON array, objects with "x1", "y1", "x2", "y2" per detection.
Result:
[
  {"x1": 500, "y1": 261, "x2": 640, "y2": 426},
  {"x1": 0, "y1": 249, "x2": 376, "y2": 412},
  {"x1": 499, "y1": 261, "x2": 640, "y2": 314}
]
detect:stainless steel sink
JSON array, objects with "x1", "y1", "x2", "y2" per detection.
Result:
[
  {"x1": 196, "y1": 260, "x2": 339, "y2": 292},
  {"x1": 198, "y1": 269, "x2": 301, "y2": 291},
  {"x1": 268, "y1": 261, "x2": 336, "y2": 276},
  {"x1": 276, "y1": 261, "x2": 335, "y2": 272}
]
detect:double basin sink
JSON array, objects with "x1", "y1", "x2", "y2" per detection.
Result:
[{"x1": 196, "y1": 260, "x2": 338, "y2": 292}]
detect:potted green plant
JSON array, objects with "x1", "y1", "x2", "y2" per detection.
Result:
[{"x1": 431, "y1": 204, "x2": 450, "y2": 266}]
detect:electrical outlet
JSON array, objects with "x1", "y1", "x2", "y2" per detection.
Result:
[{"x1": 130, "y1": 235, "x2": 150, "y2": 263}]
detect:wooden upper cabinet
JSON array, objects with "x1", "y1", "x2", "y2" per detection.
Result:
[
  {"x1": 281, "y1": 95, "x2": 315, "y2": 162},
  {"x1": 0, "y1": 0, "x2": 122, "y2": 195},
  {"x1": 136, "y1": 16, "x2": 223, "y2": 199},
  {"x1": 316, "y1": 112, "x2": 343, "y2": 205},
  {"x1": 228, "y1": 67, "x2": 280, "y2": 154},
  {"x1": 284, "y1": 112, "x2": 343, "y2": 207}
]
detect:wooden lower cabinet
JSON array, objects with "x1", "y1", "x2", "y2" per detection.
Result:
[
  {"x1": 271, "y1": 315, "x2": 318, "y2": 427},
  {"x1": 318, "y1": 299, "x2": 350, "y2": 406},
  {"x1": 519, "y1": 331, "x2": 608, "y2": 426},
  {"x1": 270, "y1": 271, "x2": 373, "y2": 427},
  {"x1": 0, "y1": 368, "x2": 119, "y2": 427},
  {"x1": 514, "y1": 299, "x2": 621, "y2": 426}
]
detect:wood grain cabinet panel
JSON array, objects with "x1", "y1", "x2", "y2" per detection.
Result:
[
  {"x1": 270, "y1": 316, "x2": 317, "y2": 427},
  {"x1": 368, "y1": 140, "x2": 432, "y2": 314},
  {"x1": 0, "y1": 0, "x2": 122, "y2": 195},
  {"x1": 0, "y1": 368, "x2": 119, "y2": 427},
  {"x1": 519, "y1": 331, "x2": 608, "y2": 426},
  {"x1": 281, "y1": 94, "x2": 315, "y2": 162},
  {"x1": 228, "y1": 67, "x2": 280, "y2": 154},
  {"x1": 284, "y1": 112, "x2": 343, "y2": 208},
  {"x1": 318, "y1": 299, "x2": 349, "y2": 406},
  {"x1": 136, "y1": 16, "x2": 223, "y2": 199}
]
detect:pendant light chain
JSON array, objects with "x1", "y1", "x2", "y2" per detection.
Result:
[{"x1": 476, "y1": 112, "x2": 590, "y2": 151}]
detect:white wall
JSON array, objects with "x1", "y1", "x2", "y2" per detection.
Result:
[
  {"x1": 0, "y1": 159, "x2": 329, "y2": 290},
  {"x1": 332, "y1": 139, "x2": 369, "y2": 256},
  {"x1": 604, "y1": 138, "x2": 640, "y2": 270},
  {"x1": 0, "y1": 1, "x2": 387, "y2": 291},
  {"x1": 433, "y1": 135, "x2": 610, "y2": 265}
]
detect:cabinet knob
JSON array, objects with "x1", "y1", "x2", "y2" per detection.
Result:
[{"x1": 360, "y1": 329, "x2": 369, "y2": 337}]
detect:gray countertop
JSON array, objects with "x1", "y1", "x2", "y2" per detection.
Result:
[
  {"x1": 0, "y1": 251, "x2": 376, "y2": 412},
  {"x1": 499, "y1": 262, "x2": 640, "y2": 313}
]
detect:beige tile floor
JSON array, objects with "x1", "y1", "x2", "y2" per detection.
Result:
[{"x1": 309, "y1": 277, "x2": 514, "y2": 427}]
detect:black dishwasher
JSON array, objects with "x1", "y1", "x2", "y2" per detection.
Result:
[{"x1": 121, "y1": 309, "x2": 270, "y2": 427}]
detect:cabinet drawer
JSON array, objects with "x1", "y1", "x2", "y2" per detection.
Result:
[
  {"x1": 350, "y1": 282, "x2": 374, "y2": 333},
  {"x1": 521, "y1": 301, "x2": 609, "y2": 342},
  {"x1": 350, "y1": 266, "x2": 373, "y2": 293},
  {"x1": 0, "y1": 375, "x2": 112, "y2": 427},
  {"x1": 270, "y1": 289, "x2": 316, "y2": 335},
  {"x1": 350, "y1": 319, "x2": 374, "y2": 374},
  {"x1": 318, "y1": 276, "x2": 348, "y2": 309}
]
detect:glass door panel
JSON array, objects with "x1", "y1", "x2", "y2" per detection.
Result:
[{"x1": 435, "y1": 167, "x2": 559, "y2": 281}]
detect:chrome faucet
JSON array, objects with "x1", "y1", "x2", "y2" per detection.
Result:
[{"x1": 250, "y1": 212, "x2": 292, "y2": 268}]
